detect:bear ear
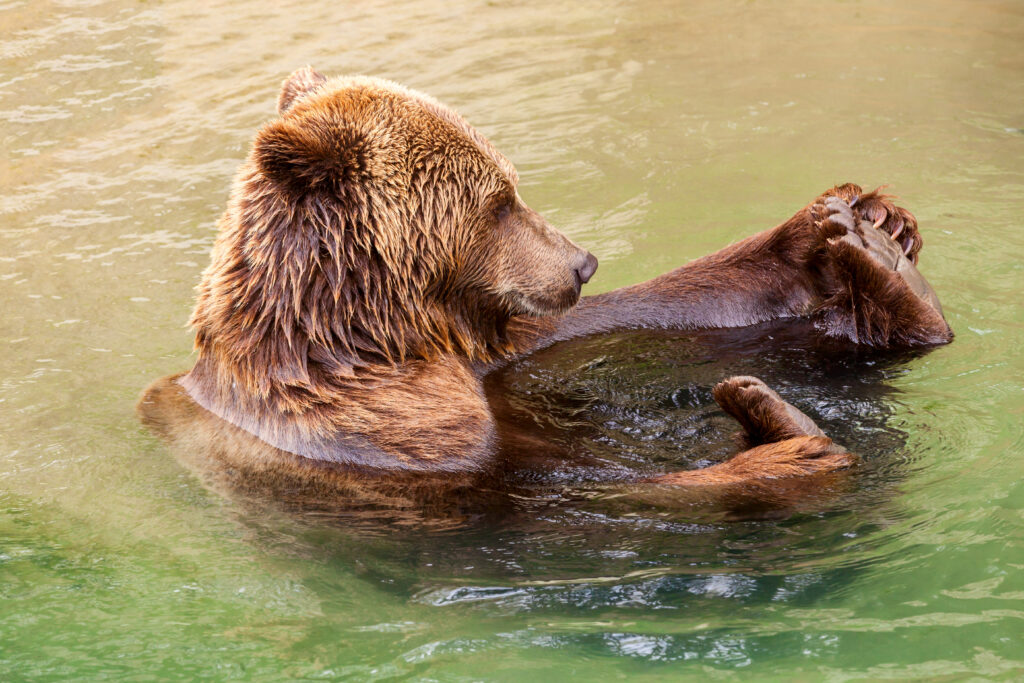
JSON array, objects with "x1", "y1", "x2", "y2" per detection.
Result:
[
  {"x1": 277, "y1": 66, "x2": 328, "y2": 115},
  {"x1": 253, "y1": 116, "x2": 371, "y2": 196}
]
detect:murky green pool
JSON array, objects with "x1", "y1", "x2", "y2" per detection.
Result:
[{"x1": 2, "y1": 0, "x2": 1022, "y2": 679}]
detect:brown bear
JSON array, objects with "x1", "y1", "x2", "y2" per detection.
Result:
[{"x1": 137, "y1": 67, "x2": 952, "y2": 515}]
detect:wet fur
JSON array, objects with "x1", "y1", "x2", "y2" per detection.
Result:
[{"x1": 139, "y1": 69, "x2": 952, "y2": 513}]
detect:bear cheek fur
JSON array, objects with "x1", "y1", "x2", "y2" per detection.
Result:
[{"x1": 479, "y1": 201, "x2": 586, "y2": 316}]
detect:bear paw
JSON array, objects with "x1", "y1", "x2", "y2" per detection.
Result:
[
  {"x1": 810, "y1": 184, "x2": 923, "y2": 264},
  {"x1": 809, "y1": 190, "x2": 952, "y2": 347},
  {"x1": 646, "y1": 377, "x2": 855, "y2": 488},
  {"x1": 712, "y1": 376, "x2": 825, "y2": 446}
]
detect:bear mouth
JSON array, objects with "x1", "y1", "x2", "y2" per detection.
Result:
[
  {"x1": 573, "y1": 268, "x2": 585, "y2": 297},
  {"x1": 511, "y1": 284, "x2": 581, "y2": 318}
]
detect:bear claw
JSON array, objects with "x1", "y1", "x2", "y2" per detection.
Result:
[{"x1": 812, "y1": 184, "x2": 923, "y2": 264}]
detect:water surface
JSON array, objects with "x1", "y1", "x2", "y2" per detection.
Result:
[{"x1": 2, "y1": 0, "x2": 1023, "y2": 679}]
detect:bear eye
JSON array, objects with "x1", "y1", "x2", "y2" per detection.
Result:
[{"x1": 491, "y1": 196, "x2": 513, "y2": 221}]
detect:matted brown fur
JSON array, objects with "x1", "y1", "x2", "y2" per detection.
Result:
[{"x1": 139, "y1": 68, "x2": 952, "y2": 512}]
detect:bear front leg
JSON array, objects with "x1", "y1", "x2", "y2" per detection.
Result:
[
  {"x1": 808, "y1": 188, "x2": 953, "y2": 347},
  {"x1": 507, "y1": 184, "x2": 952, "y2": 356},
  {"x1": 649, "y1": 376, "x2": 856, "y2": 487}
]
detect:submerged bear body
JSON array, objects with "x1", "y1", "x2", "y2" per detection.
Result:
[{"x1": 138, "y1": 68, "x2": 952, "y2": 518}]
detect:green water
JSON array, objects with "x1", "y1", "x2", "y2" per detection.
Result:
[{"x1": 2, "y1": 0, "x2": 1023, "y2": 679}]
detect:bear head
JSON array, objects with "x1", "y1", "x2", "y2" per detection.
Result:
[{"x1": 188, "y1": 67, "x2": 597, "y2": 399}]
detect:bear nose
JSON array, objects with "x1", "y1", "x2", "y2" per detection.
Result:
[{"x1": 575, "y1": 251, "x2": 599, "y2": 285}]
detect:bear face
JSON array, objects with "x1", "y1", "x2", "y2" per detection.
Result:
[
  {"x1": 189, "y1": 68, "x2": 596, "y2": 403},
  {"x1": 459, "y1": 192, "x2": 599, "y2": 318}
]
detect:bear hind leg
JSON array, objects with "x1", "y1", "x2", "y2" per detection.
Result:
[
  {"x1": 711, "y1": 375, "x2": 826, "y2": 446},
  {"x1": 650, "y1": 376, "x2": 856, "y2": 487}
]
